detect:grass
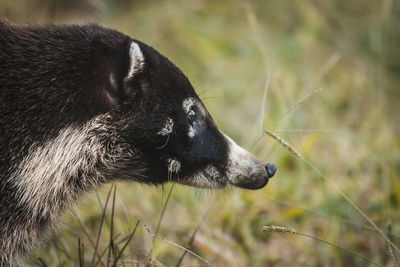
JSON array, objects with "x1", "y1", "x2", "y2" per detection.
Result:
[
  {"x1": 3, "y1": 0, "x2": 400, "y2": 266},
  {"x1": 259, "y1": 226, "x2": 379, "y2": 266},
  {"x1": 265, "y1": 128, "x2": 400, "y2": 254},
  {"x1": 263, "y1": 129, "x2": 397, "y2": 266}
]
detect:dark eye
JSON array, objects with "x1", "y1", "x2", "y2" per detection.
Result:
[{"x1": 188, "y1": 108, "x2": 196, "y2": 124}]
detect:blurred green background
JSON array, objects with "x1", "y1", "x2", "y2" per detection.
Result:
[{"x1": 2, "y1": 0, "x2": 400, "y2": 266}]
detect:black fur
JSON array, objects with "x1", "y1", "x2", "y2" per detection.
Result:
[{"x1": 0, "y1": 20, "x2": 274, "y2": 265}]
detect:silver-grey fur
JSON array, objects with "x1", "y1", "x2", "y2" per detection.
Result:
[{"x1": 2, "y1": 114, "x2": 146, "y2": 264}]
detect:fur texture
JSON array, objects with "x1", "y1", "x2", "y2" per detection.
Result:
[{"x1": 0, "y1": 20, "x2": 276, "y2": 265}]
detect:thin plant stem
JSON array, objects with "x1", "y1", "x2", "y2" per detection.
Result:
[
  {"x1": 52, "y1": 238, "x2": 72, "y2": 261},
  {"x1": 93, "y1": 234, "x2": 121, "y2": 267},
  {"x1": 296, "y1": 232, "x2": 379, "y2": 266},
  {"x1": 95, "y1": 191, "x2": 110, "y2": 227},
  {"x1": 175, "y1": 193, "x2": 219, "y2": 267},
  {"x1": 150, "y1": 184, "x2": 175, "y2": 256},
  {"x1": 276, "y1": 129, "x2": 332, "y2": 133},
  {"x1": 112, "y1": 220, "x2": 140, "y2": 267},
  {"x1": 106, "y1": 184, "x2": 117, "y2": 267},
  {"x1": 388, "y1": 242, "x2": 399, "y2": 267},
  {"x1": 259, "y1": 71, "x2": 271, "y2": 137},
  {"x1": 260, "y1": 226, "x2": 379, "y2": 266},
  {"x1": 144, "y1": 224, "x2": 210, "y2": 265},
  {"x1": 36, "y1": 256, "x2": 48, "y2": 267},
  {"x1": 278, "y1": 87, "x2": 324, "y2": 122},
  {"x1": 90, "y1": 184, "x2": 114, "y2": 267},
  {"x1": 52, "y1": 240, "x2": 63, "y2": 265},
  {"x1": 78, "y1": 238, "x2": 84, "y2": 267},
  {"x1": 72, "y1": 211, "x2": 96, "y2": 250},
  {"x1": 387, "y1": 221, "x2": 399, "y2": 266}
]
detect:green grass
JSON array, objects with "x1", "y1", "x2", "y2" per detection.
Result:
[{"x1": 4, "y1": 0, "x2": 400, "y2": 266}]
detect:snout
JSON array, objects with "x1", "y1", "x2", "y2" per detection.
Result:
[
  {"x1": 222, "y1": 132, "x2": 277, "y2": 190},
  {"x1": 266, "y1": 162, "x2": 277, "y2": 178},
  {"x1": 232, "y1": 161, "x2": 277, "y2": 190},
  {"x1": 228, "y1": 162, "x2": 274, "y2": 190}
]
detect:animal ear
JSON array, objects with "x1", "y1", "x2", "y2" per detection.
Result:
[
  {"x1": 125, "y1": 42, "x2": 145, "y2": 81},
  {"x1": 102, "y1": 41, "x2": 145, "y2": 109}
]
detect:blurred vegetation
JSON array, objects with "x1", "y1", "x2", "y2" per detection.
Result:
[{"x1": 2, "y1": 0, "x2": 400, "y2": 266}]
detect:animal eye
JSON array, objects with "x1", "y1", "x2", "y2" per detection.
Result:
[{"x1": 188, "y1": 108, "x2": 196, "y2": 124}]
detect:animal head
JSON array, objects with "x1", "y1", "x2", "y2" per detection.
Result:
[{"x1": 99, "y1": 40, "x2": 277, "y2": 190}]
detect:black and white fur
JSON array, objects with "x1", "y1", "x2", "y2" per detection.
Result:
[{"x1": 0, "y1": 20, "x2": 277, "y2": 265}]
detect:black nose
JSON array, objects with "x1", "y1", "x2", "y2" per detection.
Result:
[{"x1": 266, "y1": 163, "x2": 277, "y2": 178}]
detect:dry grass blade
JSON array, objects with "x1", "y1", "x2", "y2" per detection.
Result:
[
  {"x1": 36, "y1": 256, "x2": 48, "y2": 267},
  {"x1": 279, "y1": 87, "x2": 324, "y2": 121},
  {"x1": 316, "y1": 53, "x2": 342, "y2": 83},
  {"x1": 259, "y1": 71, "x2": 271, "y2": 137},
  {"x1": 264, "y1": 130, "x2": 302, "y2": 158},
  {"x1": 388, "y1": 242, "x2": 399, "y2": 267},
  {"x1": 52, "y1": 240, "x2": 63, "y2": 265},
  {"x1": 243, "y1": 0, "x2": 271, "y2": 140},
  {"x1": 277, "y1": 52, "x2": 340, "y2": 125},
  {"x1": 276, "y1": 129, "x2": 332, "y2": 133},
  {"x1": 112, "y1": 220, "x2": 140, "y2": 267},
  {"x1": 175, "y1": 193, "x2": 219, "y2": 267},
  {"x1": 259, "y1": 226, "x2": 296, "y2": 234},
  {"x1": 387, "y1": 221, "x2": 399, "y2": 267},
  {"x1": 72, "y1": 211, "x2": 96, "y2": 251},
  {"x1": 52, "y1": 238, "x2": 72, "y2": 261},
  {"x1": 120, "y1": 255, "x2": 166, "y2": 267},
  {"x1": 95, "y1": 191, "x2": 110, "y2": 227},
  {"x1": 90, "y1": 184, "x2": 114, "y2": 267},
  {"x1": 150, "y1": 184, "x2": 175, "y2": 257},
  {"x1": 260, "y1": 226, "x2": 379, "y2": 265},
  {"x1": 243, "y1": 0, "x2": 269, "y2": 62},
  {"x1": 93, "y1": 234, "x2": 121, "y2": 267},
  {"x1": 144, "y1": 224, "x2": 210, "y2": 265},
  {"x1": 78, "y1": 238, "x2": 84, "y2": 267},
  {"x1": 117, "y1": 196, "x2": 131, "y2": 228},
  {"x1": 264, "y1": 130, "x2": 400, "y2": 256},
  {"x1": 106, "y1": 184, "x2": 117, "y2": 267}
]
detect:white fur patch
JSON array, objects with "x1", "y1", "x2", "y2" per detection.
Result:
[
  {"x1": 201, "y1": 165, "x2": 221, "y2": 187},
  {"x1": 10, "y1": 116, "x2": 120, "y2": 219},
  {"x1": 182, "y1": 97, "x2": 195, "y2": 112},
  {"x1": 222, "y1": 132, "x2": 266, "y2": 186},
  {"x1": 126, "y1": 42, "x2": 144, "y2": 80},
  {"x1": 167, "y1": 158, "x2": 181, "y2": 173},
  {"x1": 183, "y1": 97, "x2": 196, "y2": 138},
  {"x1": 6, "y1": 115, "x2": 145, "y2": 264},
  {"x1": 180, "y1": 165, "x2": 223, "y2": 189},
  {"x1": 157, "y1": 117, "x2": 174, "y2": 136},
  {"x1": 223, "y1": 133, "x2": 250, "y2": 163},
  {"x1": 188, "y1": 126, "x2": 195, "y2": 138},
  {"x1": 167, "y1": 158, "x2": 181, "y2": 182}
]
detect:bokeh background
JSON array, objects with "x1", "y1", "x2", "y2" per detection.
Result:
[{"x1": 2, "y1": 0, "x2": 400, "y2": 266}]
